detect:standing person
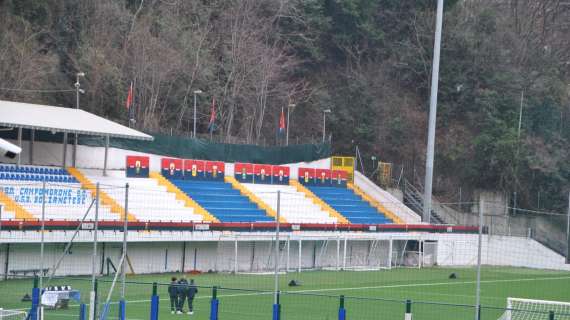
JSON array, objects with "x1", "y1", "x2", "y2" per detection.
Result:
[
  {"x1": 186, "y1": 279, "x2": 198, "y2": 315},
  {"x1": 167, "y1": 277, "x2": 178, "y2": 314},
  {"x1": 176, "y1": 277, "x2": 189, "y2": 314}
]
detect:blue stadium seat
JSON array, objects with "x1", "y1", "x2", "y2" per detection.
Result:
[
  {"x1": 308, "y1": 186, "x2": 394, "y2": 224},
  {"x1": 167, "y1": 178, "x2": 272, "y2": 223}
]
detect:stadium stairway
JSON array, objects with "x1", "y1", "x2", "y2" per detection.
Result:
[
  {"x1": 289, "y1": 179, "x2": 349, "y2": 224},
  {"x1": 0, "y1": 188, "x2": 35, "y2": 220},
  {"x1": 347, "y1": 183, "x2": 403, "y2": 224},
  {"x1": 149, "y1": 172, "x2": 217, "y2": 222},
  {"x1": 79, "y1": 169, "x2": 207, "y2": 222},
  {"x1": 0, "y1": 164, "x2": 116, "y2": 221},
  {"x1": 166, "y1": 177, "x2": 274, "y2": 223},
  {"x1": 307, "y1": 184, "x2": 394, "y2": 224},
  {"x1": 241, "y1": 182, "x2": 341, "y2": 224},
  {"x1": 68, "y1": 168, "x2": 136, "y2": 221},
  {"x1": 224, "y1": 176, "x2": 285, "y2": 223}
]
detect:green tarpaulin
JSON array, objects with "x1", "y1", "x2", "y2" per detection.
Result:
[{"x1": 0, "y1": 129, "x2": 330, "y2": 165}]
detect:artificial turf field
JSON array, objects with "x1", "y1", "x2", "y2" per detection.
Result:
[{"x1": 1, "y1": 266, "x2": 569, "y2": 320}]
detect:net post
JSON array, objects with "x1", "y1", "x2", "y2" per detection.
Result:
[
  {"x1": 29, "y1": 276, "x2": 40, "y2": 320},
  {"x1": 338, "y1": 295, "x2": 346, "y2": 320},
  {"x1": 118, "y1": 299, "x2": 126, "y2": 320},
  {"x1": 404, "y1": 300, "x2": 412, "y2": 320},
  {"x1": 210, "y1": 286, "x2": 219, "y2": 320},
  {"x1": 150, "y1": 282, "x2": 159, "y2": 320},
  {"x1": 79, "y1": 303, "x2": 87, "y2": 320},
  {"x1": 272, "y1": 291, "x2": 281, "y2": 320}
]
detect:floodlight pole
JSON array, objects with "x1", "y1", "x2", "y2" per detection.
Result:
[
  {"x1": 73, "y1": 73, "x2": 83, "y2": 167},
  {"x1": 274, "y1": 191, "x2": 281, "y2": 304},
  {"x1": 423, "y1": 0, "x2": 444, "y2": 223},
  {"x1": 475, "y1": 199, "x2": 483, "y2": 320}
]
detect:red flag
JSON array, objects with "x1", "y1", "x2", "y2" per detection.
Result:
[
  {"x1": 208, "y1": 97, "x2": 216, "y2": 132},
  {"x1": 279, "y1": 107, "x2": 285, "y2": 133},
  {"x1": 125, "y1": 82, "x2": 133, "y2": 110}
]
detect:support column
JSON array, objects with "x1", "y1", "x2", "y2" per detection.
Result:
[
  {"x1": 103, "y1": 136, "x2": 109, "y2": 176},
  {"x1": 62, "y1": 132, "x2": 68, "y2": 168},
  {"x1": 181, "y1": 242, "x2": 187, "y2": 272},
  {"x1": 17, "y1": 127, "x2": 22, "y2": 166},
  {"x1": 29, "y1": 129, "x2": 35, "y2": 165}
]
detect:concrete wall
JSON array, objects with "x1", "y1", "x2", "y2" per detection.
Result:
[{"x1": 2, "y1": 231, "x2": 568, "y2": 279}]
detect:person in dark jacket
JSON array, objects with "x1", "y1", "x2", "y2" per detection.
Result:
[
  {"x1": 167, "y1": 277, "x2": 178, "y2": 314},
  {"x1": 186, "y1": 279, "x2": 198, "y2": 315},
  {"x1": 176, "y1": 277, "x2": 189, "y2": 314}
]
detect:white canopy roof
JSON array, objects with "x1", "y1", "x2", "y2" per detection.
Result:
[{"x1": 0, "y1": 100, "x2": 153, "y2": 141}]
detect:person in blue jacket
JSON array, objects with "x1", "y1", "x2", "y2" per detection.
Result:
[
  {"x1": 186, "y1": 279, "x2": 198, "y2": 315},
  {"x1": 167, "y1": 277, "x2": 178, "y2": 314},
  {"x1": 176, "y1": 277, "x2": 189, "y2": 314}
]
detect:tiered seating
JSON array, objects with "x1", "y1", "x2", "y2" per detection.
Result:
[
  {"x1": 82, "y1": 169, "x2": 204, "y2": 222},
  {"x1": 242, "y1": 183, "x2": 337, "y2": 224},
  {"x1": 0, "y1": 164, "x2": 77, "y2": 183},
  {"x1": 308, "y1": 186, "x2": 393, "y2": 224},
  {"x1": 0, "y1": 164, "x2": 115, "y2": 221},
  {"x1": 168, "y1": 179, "x2": 273, "y2": 222}
]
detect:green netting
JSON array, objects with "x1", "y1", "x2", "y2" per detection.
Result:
[{"x1": 0, "y1": 129, "x2": 330, "y2": 164}]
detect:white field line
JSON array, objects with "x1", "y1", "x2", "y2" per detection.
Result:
[
  {"x1": 16, "y1": 275, "x2": 570, "y2": 311},
  {"x1": 105, "y1": 275, "x2": 570, "y2": 304}
]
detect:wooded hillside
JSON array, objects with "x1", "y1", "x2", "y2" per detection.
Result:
[{"x1": 1, "y1": 0, "x2": 569, "y2": 211}]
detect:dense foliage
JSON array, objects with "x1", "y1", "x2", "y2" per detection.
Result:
[{"x1": 0, "y1": 0, "x2": 569, "y2": 210}]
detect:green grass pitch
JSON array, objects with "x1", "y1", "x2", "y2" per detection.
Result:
[{"x1": 1, "y1": 267, "x2": 569, "y2": 320}]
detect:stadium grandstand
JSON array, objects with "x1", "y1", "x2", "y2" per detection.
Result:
[{"x1": 0, "y1": 99, "x2": 569, "y2": 320}]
